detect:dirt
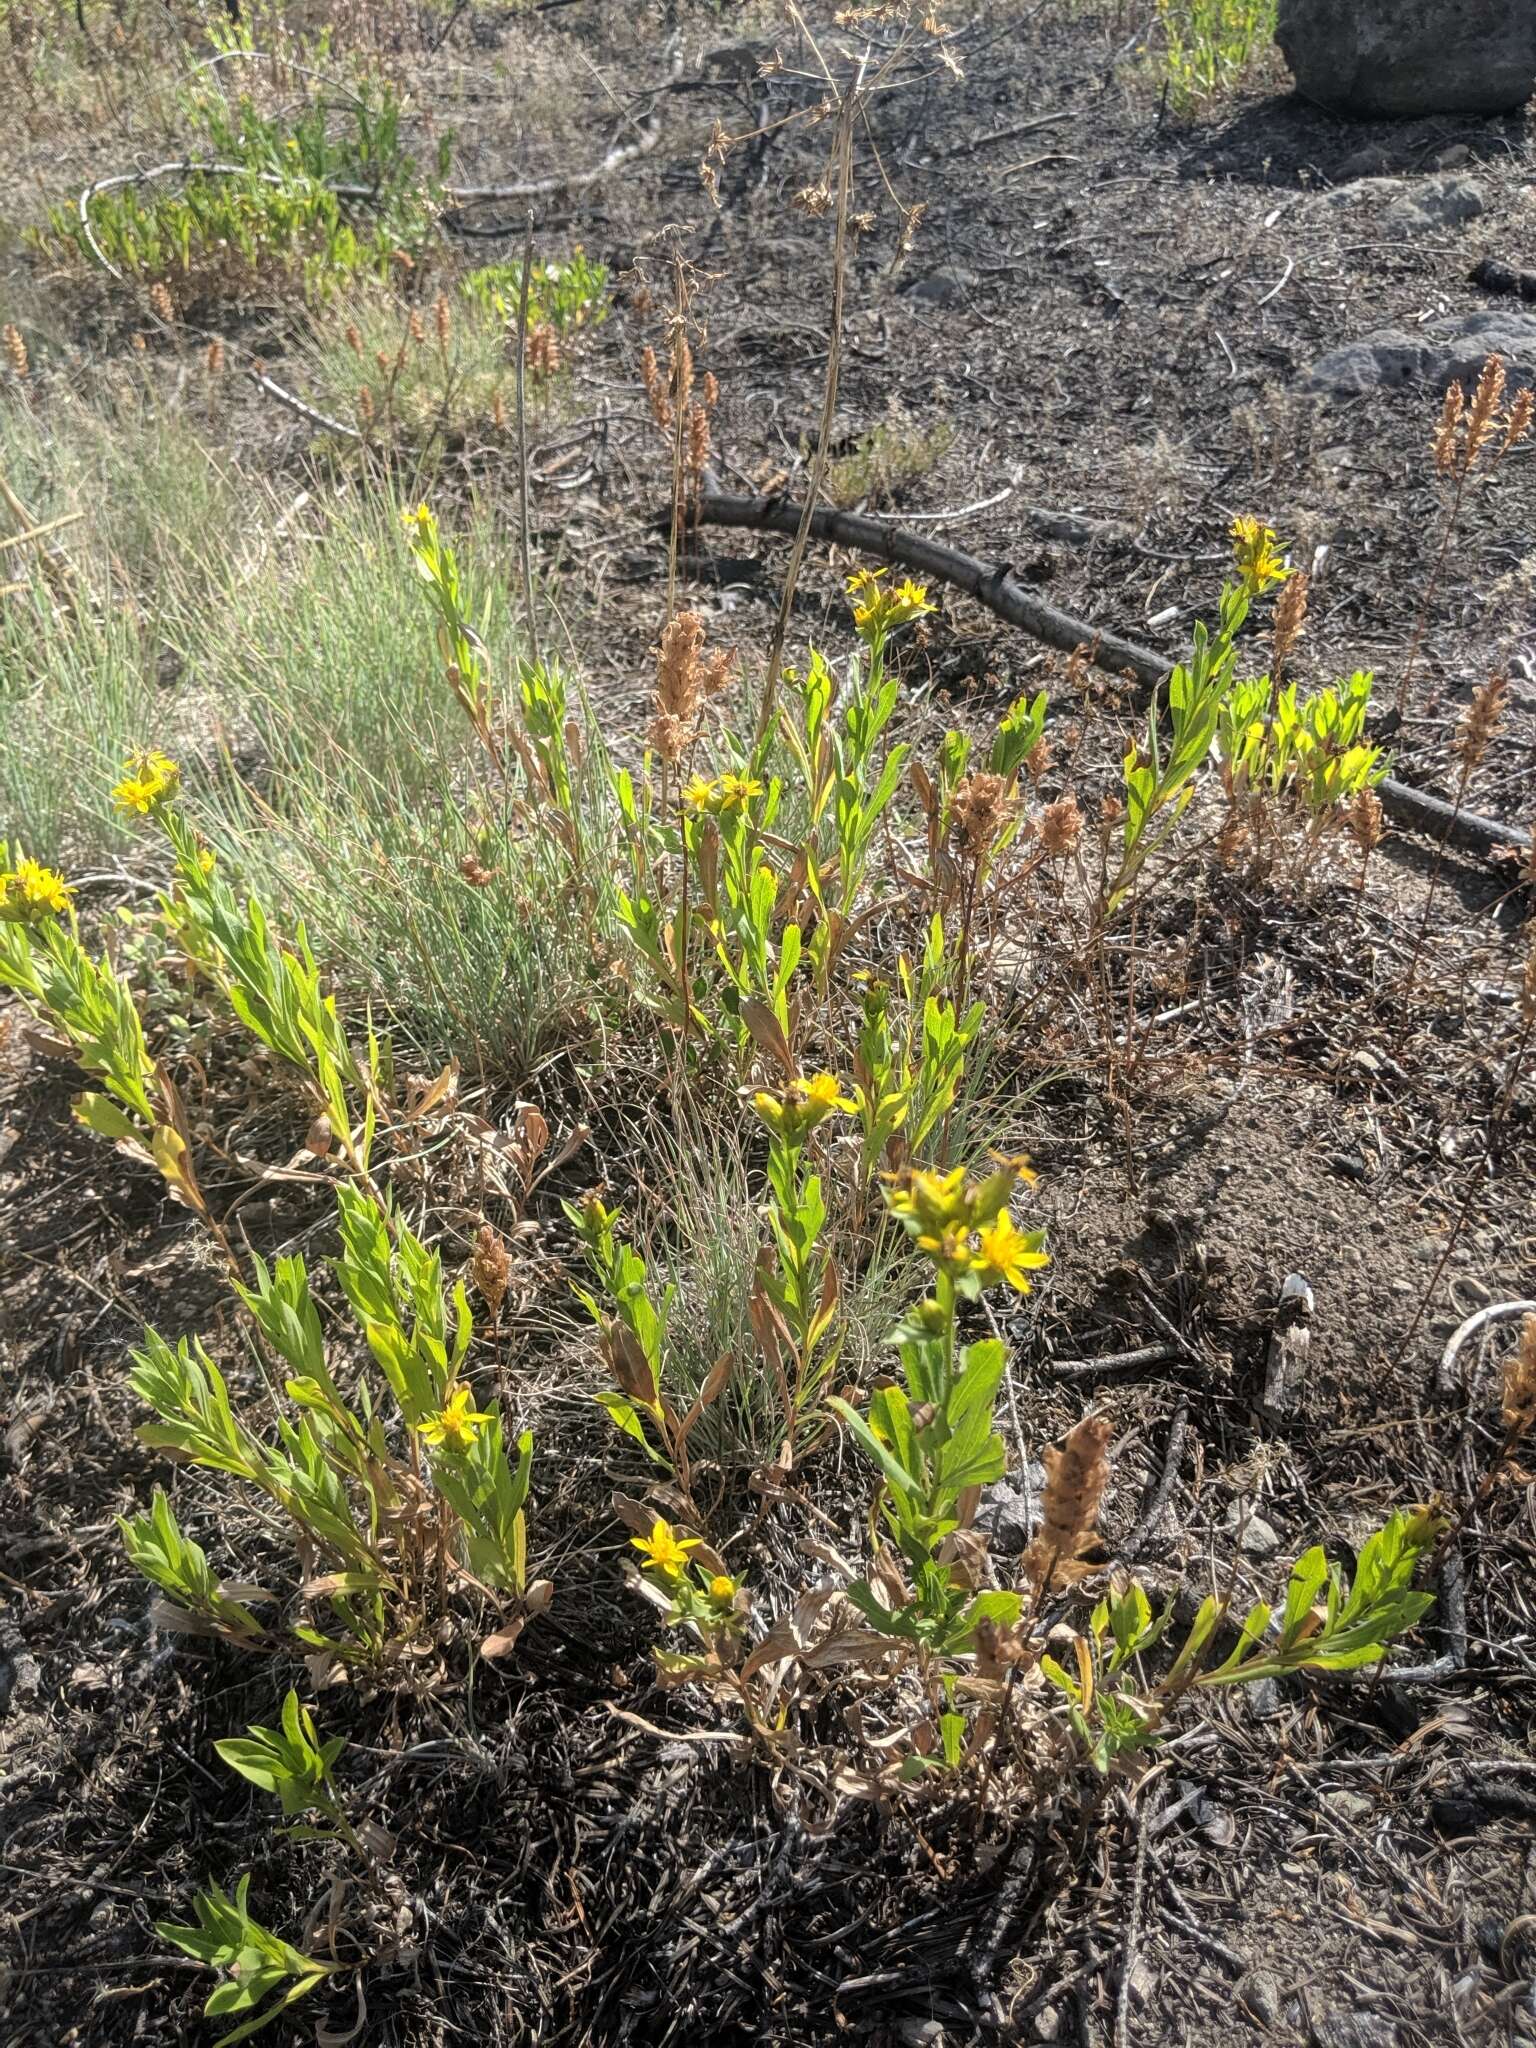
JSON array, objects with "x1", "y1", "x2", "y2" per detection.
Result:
[{"x1": 4, "y1": 4, "x2": 1536, "y2": 2046}]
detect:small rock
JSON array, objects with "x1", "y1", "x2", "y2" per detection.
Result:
[
  {"x1": 896, "y1": 2023, "x2": 947, "y2": 2047},
  {"x1": 1030, "y1": 2005, "x2": 1064, "y2": 2043},
  {"x1": 1226, "y1": 1503, "x2": 1282, "y2": 1557},
  {"x1": 1310, "y1": 2014, "x2": 1401, "y2": 2048},
  {"x1": 1333, "y1": 146, "x2": 1392, "y2": 181},
  {"x1": 1383, "y1": 173, "x2": 1489, "y2": 234},
  {"x1": 1435, "y1": 144, "x2": 1474, "y2": 170},
  {"x1": 904, "y1": 270, "x2": 975, "y2": 309},
  {"x1": 976, "y1": 1467, "x2": 1046, "y2": 1556},
  {"x1": 1237, "y1": 1968, "x2": 1283, "y2": 2026},
  {"x1": 1125, "y1": 1957, "x2": 1157, "y2": 2007},
  {"x1": 1322, "y1": 1786, "x2": 1374, "y2": 1822}
]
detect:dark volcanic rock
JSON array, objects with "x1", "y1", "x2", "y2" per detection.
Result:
[{"x1": 1278, "y1": 0, "x2": 1536, "y2": 116}]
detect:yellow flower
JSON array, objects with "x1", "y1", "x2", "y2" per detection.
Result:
[
  {"x1": 684, "y1": 772, "x2": 764, "y2": 815},
  {"x1": 1229, "y1": 516, "x2": 1291, "y2": 596},
  {"x1": 418, "y1": 1384, "x2": 494, "y2": 1451},
  {"x1": 916, "y1": 1223, "x2": 976, "y2": 1274},
  {"x1": 708, "y1": 1574, "x2": 738, "y2": 1604},
  {"x1": 753, "y1": 1073, "x2": 855, "y2": 1142},
  {"x1": 974, "y1": 1213, "x2": 1050, "y2": 1294},
  {"x1": 794, "y1": 1071, "x2": 855, "y2": 1118},
  {"x1": 884, "y1": 1164, "x2": 968, "y2": 1232},
  {"x1": 0, "y1": 856, "x2": 73, "y2": 924},
  {"x1": 111, "y1": 749, "x2": 180, "y2": 817},
  {"x1": 631, "y1": 1517, "x2": 699, "y2": 1579},
  {"x1": 845, "y1": 565, "x2": 937, "y2": 644},
  {"x1": 197, "y1": 847, "x2": 217, "y2": 876},
  {"x1": 717, "y1": 773, "x2": 762, "y2": 811}
]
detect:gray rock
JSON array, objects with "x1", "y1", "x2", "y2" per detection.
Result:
[
  {"x1": 1237, "y1": 1968, "x2": 1284, "y2": 2027},
  {"x1": 1383, "y1": 173, "x2": 1489, "y2": 233},
  {"x1": 1310, "y1": 2014, "x2": 1401, "y2": 2048},
  {"x1": 1304, "y1": 311, "x2": 1536, "y2": 396},
  {"x1": 1227, "y1": 1502, "x2": 1282, "y2": 1557},
  {"x1": 976, "y1": 1465, "x2": 1047, "y2": 1555},
  {"x1": 1278, "y1": 0, "x2": 1536, "y2": 116}
]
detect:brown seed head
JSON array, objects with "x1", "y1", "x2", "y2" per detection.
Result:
[
  {"x1": 952, "y1": 771, "x2": 1013, "y2": 857},
  {"x1": 1433, "y1": 380, "x2": 1466, "y2": 476},
  {"x1": 671, "y1": 331, "x2": 694, "y2": 413},
  {"x1": 1038, "y1": 792, "x2": 1083, "y2": 859},
  {"x1": 641, "y1": 343, "x2": 671, "y2": 431},
  {"x1": 2, "y1": 324, "x2": 28, "y2": 378},
  {"x1": 1501, "y1": 385, "x2": 1534, "y2": 457},
  {"x1": 205, "y1": 337, "x2": 225, "y2": 376},
  {"x1": 1347, "y1": 786, "x2": 1384, "y2": 856},
  {"x1": 148, "y1": 281, "x2": 175, "y2": 325},
  {"x1": 1272, "y1": 567, "x2": 1310, "y2": 669},
  {"x1": 491, "y1": 388, "x2": 506, "y2": 433},
  {"x1": 1464, "y1": 353, "x2": 1506, "y2": 471},
  {"x1": 408, "y1": 308, "x2": 426, "y2": 346},
  {"x1": 687, "y1": 399, "x2": 711, "y2": 482},
  {"x1": 344, "y1": 322, "x2": 364, "y2": 356},
  {"x1": 1024, "y1": 1414, "x2": 1113, "y2": 1593},
  {"x1": 374, "y1": 349, "x2": 392, "y2": 374},
  {"x1": 1454, "y1": 672, "x2": 1510, "y2": 772},
  {"x1": 1502, "y1": 1315, "x2": 1536, "y2": 1440},
  {"x1": 1024, "y1": 735, "x2": 1053, "y2": 784},
  {"x1": 357, "y1": 385, "x2": 375, "y2": 426},
  {"x1": 434, "y1": 291, "x2": 451, "y2": 347},
  {"x1": 471, "y1": 1223, "x2": 512, "y2": 1316},
  {"x1": 525, "y1": 322, "x2": 561, "y2": 379},
  {"x1": 649, "y1": 611, "x2": 706, "y2": 763},
  {"x1": 459, "y1": 854, "x2": 496, "y2": 886}
]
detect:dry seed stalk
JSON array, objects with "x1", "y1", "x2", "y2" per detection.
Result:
[
  {"x1": 1038, "y1": 793, "x2": 1083, "y2": 859},
  {"x1": 1271, "y1": 567, "x2": 1308, "y2": 673},
  {"x1": 1024, "y1": 1414, "x2": 1112, "y2": 1593},
  {"x1": 1503, "y1": 1316, "x2": 1536, "y2": 1439},
  {"x1": 1453, "y1": 672, "x2": 1510, "y2": 772},
  {"x1": 471, "y1": 1224, "x2": 511, "y2": 1317},
  {"x1": 951, "y1": 772, "x2": 1013, "y2": 858},
  {"x1": 2, "y1": 324, "x2": 28, "y2": 378}
]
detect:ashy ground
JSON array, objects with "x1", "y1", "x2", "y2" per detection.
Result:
[{"x1": 2, "y1": 4, "x2": 1535, "y2": 2046}]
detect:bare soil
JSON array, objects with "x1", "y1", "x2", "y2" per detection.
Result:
[{"x1": 3, "y1": 6, "x2": 1535, "y2": 2046}]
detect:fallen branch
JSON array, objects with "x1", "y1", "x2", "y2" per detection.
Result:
[
  {"x1": 443, "y1": 112, "x2": 664, "y2": 202},
  {"x1": 687, "y1": 487, "x2": 1533, "y2": 867}
]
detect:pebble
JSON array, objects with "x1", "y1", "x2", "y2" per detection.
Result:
[
  {"x1": 1226, "y1": 1503, "x2": 1282, "y2": 1557},
  {"x1": 1237, "y1": 1967, "x2": 1283, "y2": 2026}
]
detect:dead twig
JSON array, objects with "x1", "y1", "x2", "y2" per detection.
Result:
[{"x1": 686, "y1": 486, "x2": 1533, "y2": 867}]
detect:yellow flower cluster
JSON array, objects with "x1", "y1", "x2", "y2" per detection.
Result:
[
  {"x1": 418, "y1": 1384, "x2": 494, "y2": 1452},
  {"x1": 631, "y1": 1517, "x2": 698, "y2": 1578},
  {"x1": 752, "y1": 1070, "x2": 856, "y2": 1142},
  {"x1": 631, "y1": 1519, "x2": 739, "y2": 1611},
  {"x1": 1229, "y1": 517, "x2": 1291, "y2": 597},
  {"x1": 683, "y1": 771, "x2": 763, "y2": 816},
  {"x1": 111, "y1": 750, "x2": 181, "y2": 817},
  {"x1": 845, "y1": 566, "x2": 937, "y2": 645},
  {"x1": 885, "y1": 1157, "x2": 1049, "y2": 1295},
  {"x1": 0, "y1": 855, "x2": 73, "y2": 924}
]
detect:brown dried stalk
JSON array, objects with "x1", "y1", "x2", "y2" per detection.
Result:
[{"x1": 1024, "y1": 1415, "x2": 1112, "y2": 1594}]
